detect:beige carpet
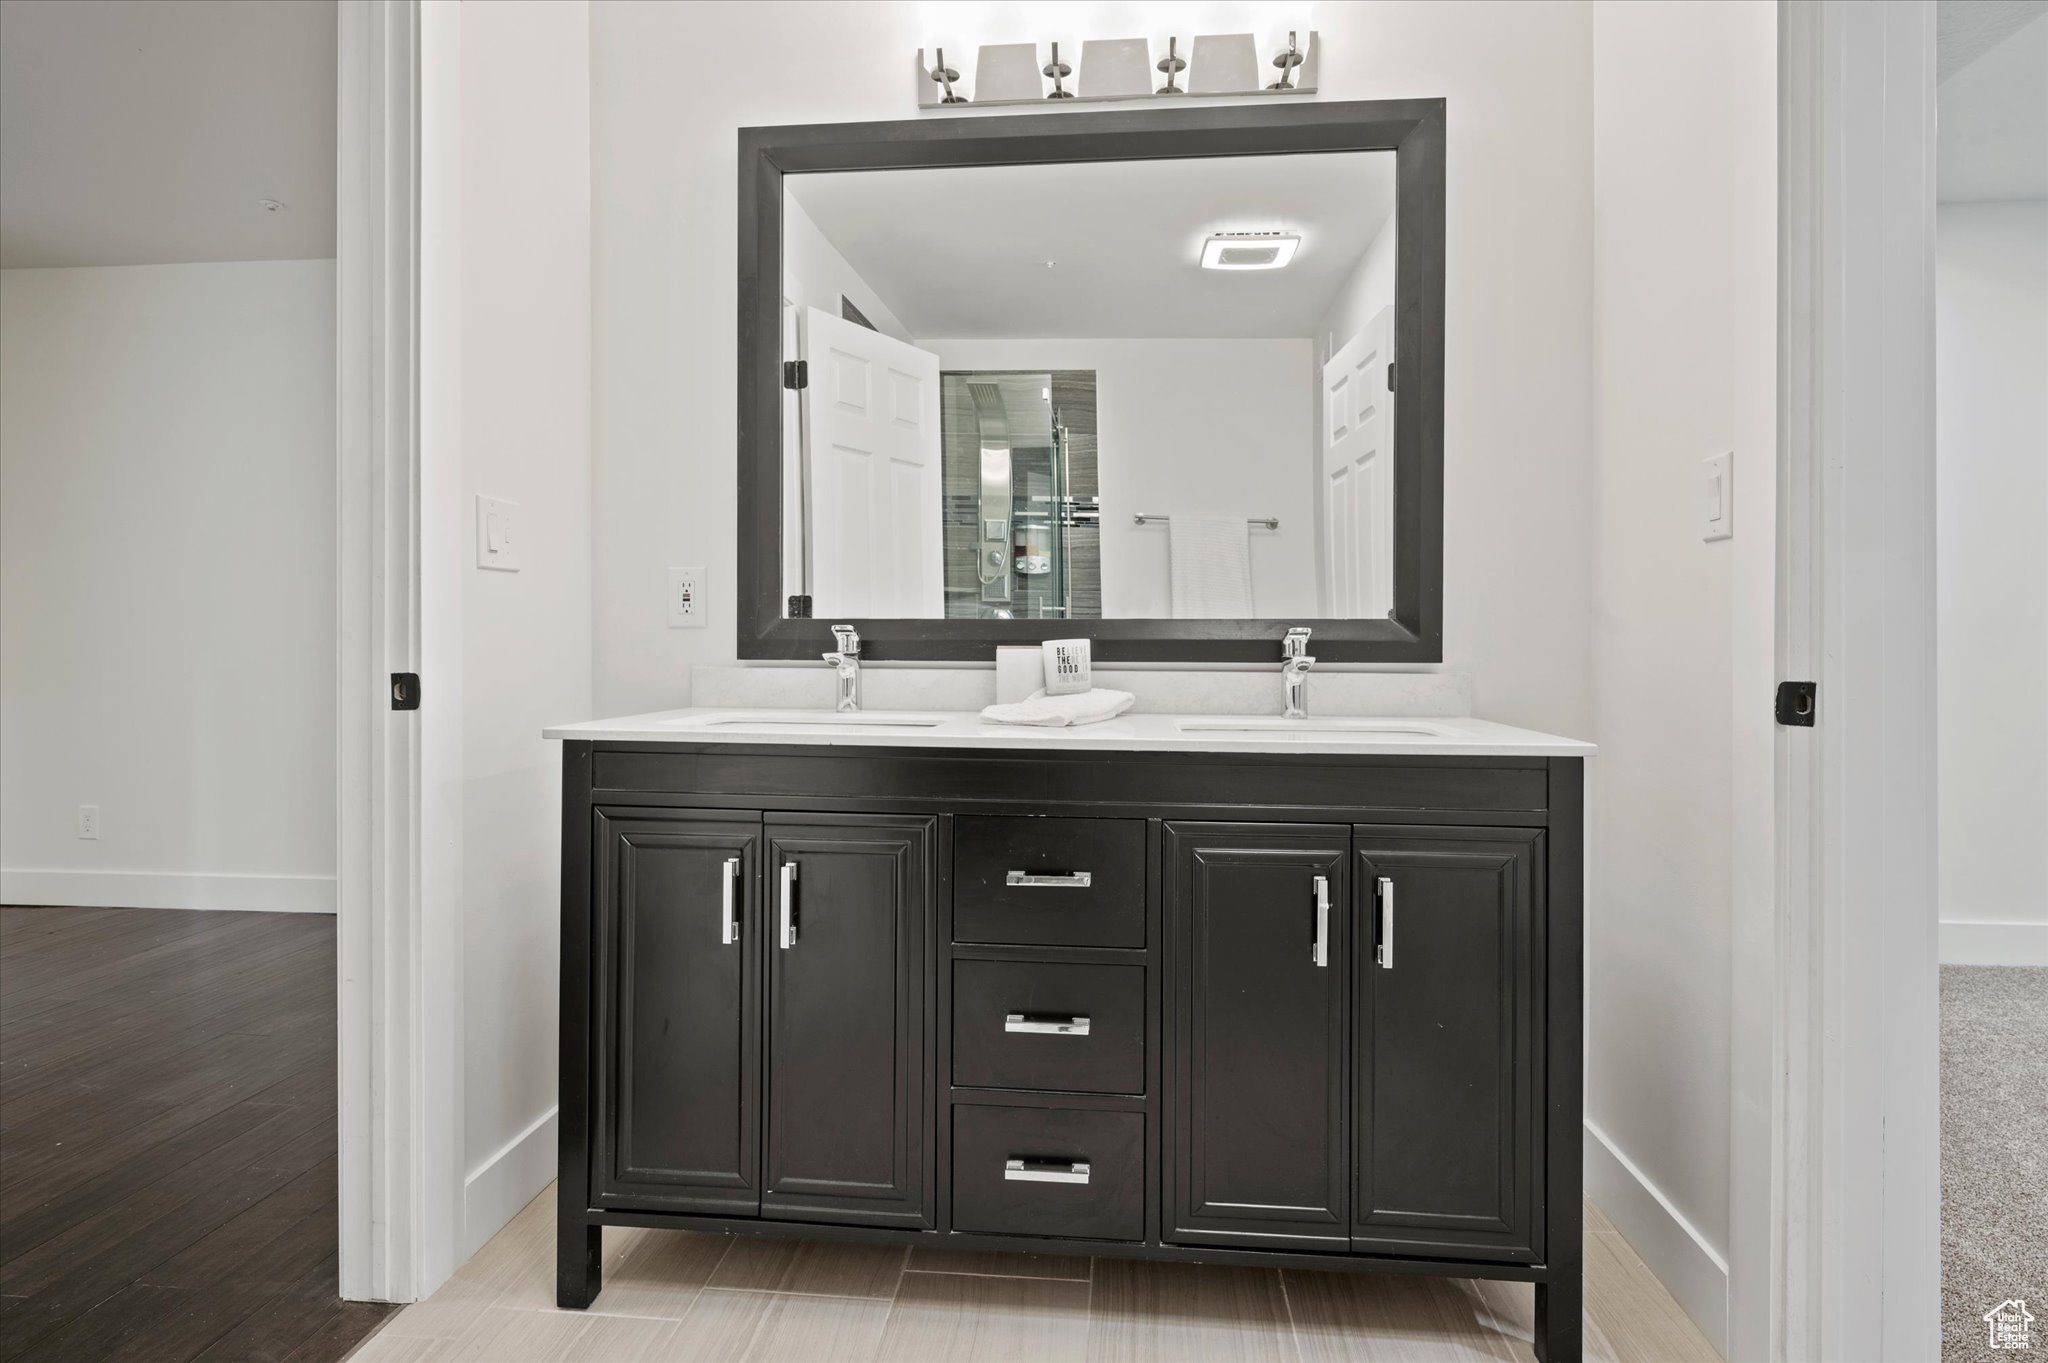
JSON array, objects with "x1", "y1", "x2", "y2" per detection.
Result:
[{"x1": 1941, "y1": 965, "x2": 2047, "y2": 1361}]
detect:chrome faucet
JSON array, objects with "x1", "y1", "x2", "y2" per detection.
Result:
[
  {"x1": 1282, "y1": 627, "x2": 1315, "y2": 719},
  {"x1": 823, "y1": 624, "x2": 862, "y2": 713}
]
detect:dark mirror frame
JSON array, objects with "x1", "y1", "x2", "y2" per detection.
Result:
[{"x1": 738, "y1": 98, "x2": 1445, "y2": 663}]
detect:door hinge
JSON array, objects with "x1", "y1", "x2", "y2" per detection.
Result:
[
  {"x1": 787, "y1": 594, "x2": 813, "y2": 618},
  {"x1": 1387, "y1": 362, "x2": 1396, "y2": 392},
  {"x1": 1775, "y1": 681, "x2": 1815, "y2": 727},
  {"x1": 783, "y1": 359, "x2": 808, "y2": 390},
  {"x1": 391, "y1": 673, "x2": 421, "y2": 711}
]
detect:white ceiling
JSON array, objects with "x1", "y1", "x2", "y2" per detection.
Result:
[
  {"x1": 1937, "y1": 3, "x2": 2048, "y2": 201},
  {"x1": 1938, "y1": 0, "x2": 2047, "y2": 79},
  {"x1": 0, "y1": 0, "x2": 337, "y2": 268},
  {"x1": 788, "y1": 152, "x2": 1397, "y2": 340}
]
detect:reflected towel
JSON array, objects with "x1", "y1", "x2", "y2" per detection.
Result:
[
  {"x1": 979, "y1": 688, "x2": 1136, "y2": 727},
  {"x1": 1169, "y1": 515, "x2": 1252, "y2": 618}
]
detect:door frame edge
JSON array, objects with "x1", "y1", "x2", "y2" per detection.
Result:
[{"x1": 1758, "y1": 4, "x2": 1942, "y2": 1359}]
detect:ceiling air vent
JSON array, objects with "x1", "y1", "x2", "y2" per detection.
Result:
[{"x1": 1200, "y1": 231, "x2": 1302, "y2": 271}]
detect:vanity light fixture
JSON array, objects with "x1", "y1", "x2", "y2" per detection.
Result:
[
  {"x1": 915, "y1": 29, "x2": 1318, "y2": 109},
  {"x1": 927, "y1": 47, "x2": 965, "y2": 104},
  {"x1": 1267, "y1": 30, "x2": 1306, "y2": 90},
  {"x1": 1200, "y1": 231, "x2": 1301, "y2": 271}
]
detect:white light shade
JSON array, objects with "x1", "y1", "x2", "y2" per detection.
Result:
[{"x1": 1200, "y1": 232, "x2": 1301, "y2": 270}]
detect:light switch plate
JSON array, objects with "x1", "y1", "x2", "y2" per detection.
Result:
[
  {"x1": 668, "y1": 566, "x2": 707, "y2": 628},
  {"x1": 476, "y1": 495, "x2": 521, "y2": 570},
  {"x1": 1702, "y1": 453, "x2": 1733, "y2": 541}
]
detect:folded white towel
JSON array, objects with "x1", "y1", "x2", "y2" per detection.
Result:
[
  {"x1": 979, "y1": 687, "x2": 1136, "y2": 728},
  {"x1": 1169, "y1": 514, "x2": 1253, "y2": 618}
]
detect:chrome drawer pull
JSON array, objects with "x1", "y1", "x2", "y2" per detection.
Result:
[
  {"x1": 779, "y1": 862, "x2": 798, "y2": 950},
  {"x1": 1004, "y1": 1157, "x2": 1091, "y2": 1184},
  {"x1": 721, "y1": 857, "x2": 740, "y2": 945},
  {"x1": 1004, "y1": 1012, "x2": 1091, "y2": 1037},
  {"x1": 1006, "y1": 870, "x2": 1092, "y2": 888},
  {"x1": 1377, "y1": 875, "x2": 1394, "y2": 969},
  {"x1": 1312, "y1": 874, "x2": 1330, "y2": 969}
]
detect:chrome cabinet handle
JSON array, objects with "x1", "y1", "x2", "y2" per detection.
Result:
[
  {"x1": 1377, "y1": 875, "x2": 1394, "y2": 969},
  {"x1": 721, "y1": 857, "x2": 740, "y2": 945},
  {"x1": 1004, "y1": 1012, "x2": 1091, "y2": 1036},
  {"x1": 1004, "y1": 1157, "x2": 1090, "y2": 1184},
  {"x1": 779, "y1": 862, "x2": 798, "y2": 950},
  {"x1": 1312, "y1": 874, "x2": 1330, "y2": 969},
  {"x1": 1006, "y1": 870, "x2": 1092, "y2": 888}
]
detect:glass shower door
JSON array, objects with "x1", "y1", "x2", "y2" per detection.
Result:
[{"x1": 938, "y1": 371, "x2": 1098, "y2": 620}]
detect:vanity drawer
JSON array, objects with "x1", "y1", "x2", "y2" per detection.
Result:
[
  {"x1": 952, "y1": 960, "x2": 1145, "y2": 1095},
  {"x1": 953, "y1": 816, "x2": 1146, "y2": 949},
  {"x1": 951, "y1": 1105, "x2": 1144, "y2": 1242}
]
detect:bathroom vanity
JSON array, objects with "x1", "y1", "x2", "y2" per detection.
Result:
[
  {"x1": 550, "y1": 713, "x2": 1590, "y2": 1363},
  {"x1": 550, "y1": 93, "x2": 1592, "y2": 1361}
]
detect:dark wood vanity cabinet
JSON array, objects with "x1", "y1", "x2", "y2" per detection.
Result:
[
  {"x1": 760, "y1": 817, "x2": 932, "y2": 1228},
  {"x1": 560, "y1": 744, "x2": 1585, "y2": 1363},
  {"x1": 589, "y1": 810, "x2": 931, "y2": 1228},
  {"x1": 1352, "y1": 829, "x2": 1543, "y2": 1261},
  {"x1": 1165, "y1": 824, "x2": 1543, "y2": 1263},
  {"x1": 1166, "y1": 824, "x2": 1352, "y2": 1249},
  {"x1": 590, "y1": 811, "x2": 760, "y2": 1216}
]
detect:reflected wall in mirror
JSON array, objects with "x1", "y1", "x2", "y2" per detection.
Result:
[{"x1": 782, "y1": 152, "x2": 1397, "y2": 622}]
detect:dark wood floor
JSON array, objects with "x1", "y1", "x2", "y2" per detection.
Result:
[{"x1": 0, "y1": 905, "x2": 395, "y2": 1362}]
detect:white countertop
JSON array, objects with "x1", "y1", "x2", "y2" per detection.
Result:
[{"x1": 543, "y1": 708, "x2": 1594, "y2": 758}]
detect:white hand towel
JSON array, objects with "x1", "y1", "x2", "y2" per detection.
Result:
[
  {"x1": 979, "y1": 687, "x2": 1136, "y2": 728},
  {"x1": 1168, "y1": 514, "x2": 1253, "y2": 618}
]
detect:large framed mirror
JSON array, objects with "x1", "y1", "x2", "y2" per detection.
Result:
[{"x1": 738, "y1": 99, "x2": 1443, "y2": 662}]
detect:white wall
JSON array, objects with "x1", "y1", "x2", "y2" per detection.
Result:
[
  {"x1": 927, "y1": 337, "x2": 1316, "y2": 618},
  {"x1": 1936, "y1": 200, "x2": 2048, "y2": 966},
  {"x1": 0, "y1": 260, "x2": 337, "y2": 913},
  {"x1": 591, "y1": 0, "x2": 1594, "y2": 736},
  {"x1": 1317, "y1": 214, "x2": 1398, "y2": 363},
  {"x1": 419, "y1": 0, "x2": 594, "y2": 1264},
  {"x1": 784, "y1": 195, "x2": 911, "y2": 343},
  {"x1": 1587, "y1": 2, "x2": 1776, "y2": 1353}
]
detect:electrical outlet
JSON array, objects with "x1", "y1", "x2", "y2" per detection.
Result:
[
  {"x1": 667, "y1": 567, "x2": 707, "y2": 628},
  {"x1": 77, "y1": 804, "x2": 99, "y2": 839}
]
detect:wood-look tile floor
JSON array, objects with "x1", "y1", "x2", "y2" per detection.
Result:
[
  {"x1": 350, "y1": 1191, "x2": 1722, "y2": 1363},
  {"x1": 0, "y1": 905, "x2": 393, "y2": 1363}
]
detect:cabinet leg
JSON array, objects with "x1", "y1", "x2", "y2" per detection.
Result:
[
  {"x1": 1533, "y1": 1272, "x2": 1583, "y2": 1363},
  {"x1": 556, "y1": 1219, "x2": 601, "y2": 1309}
]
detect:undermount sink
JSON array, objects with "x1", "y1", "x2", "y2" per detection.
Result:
[
  {"x1": 1175, "y1": 717, "x2": 1453, "y2": 739},
  {"x1": 663, "y1": 710, "x2": 950, "y2": 730}
]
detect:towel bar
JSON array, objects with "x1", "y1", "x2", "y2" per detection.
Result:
[{"x1": 1133, "y1": 513, "x2": 1280, "y2": 528}]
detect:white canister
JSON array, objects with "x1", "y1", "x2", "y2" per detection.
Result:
[{"x1": 1041, "y1": 638, "x2": 1093, "y2": 696}]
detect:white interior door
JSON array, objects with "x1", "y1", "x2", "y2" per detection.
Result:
[
  {"x1": 802, "y1": 308, "x2": 942, "y2": 619},
  {"x1": 1319, "y1": 309, "x2": 1395, "y2": 619}
]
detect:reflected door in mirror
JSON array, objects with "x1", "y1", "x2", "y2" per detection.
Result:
[{"x1": 800, "y1": 308, "x2": 942, "y2": 619}]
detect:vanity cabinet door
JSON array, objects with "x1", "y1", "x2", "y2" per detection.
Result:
[
  {"x1": 1165, "y1": 823, "x2": 1350, "y2": 1249},
  {"x1": 762, "y1": 816, "x2": 935, "y2": 1228},
  {"x1": 1352, "y1": 828, "x2": 1543, "y2": 1262},
  {"x1": 593, "y1": 810, "x2": 762, "y2": 1216}
]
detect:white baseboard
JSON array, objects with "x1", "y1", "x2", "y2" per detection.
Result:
[
  {"x1": 463, "y1": 1106, "x2": 558, "y2": 1262},
  {"x1": 1939, "y1": 919, "x2": 2048, "y2": 966},
  {"x1": 1584, "y1": 1118, "x2": 1730, "y2": 1356},
  {"x1": 1, "y1": 868, "x2": 337, "y2": 914}
]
